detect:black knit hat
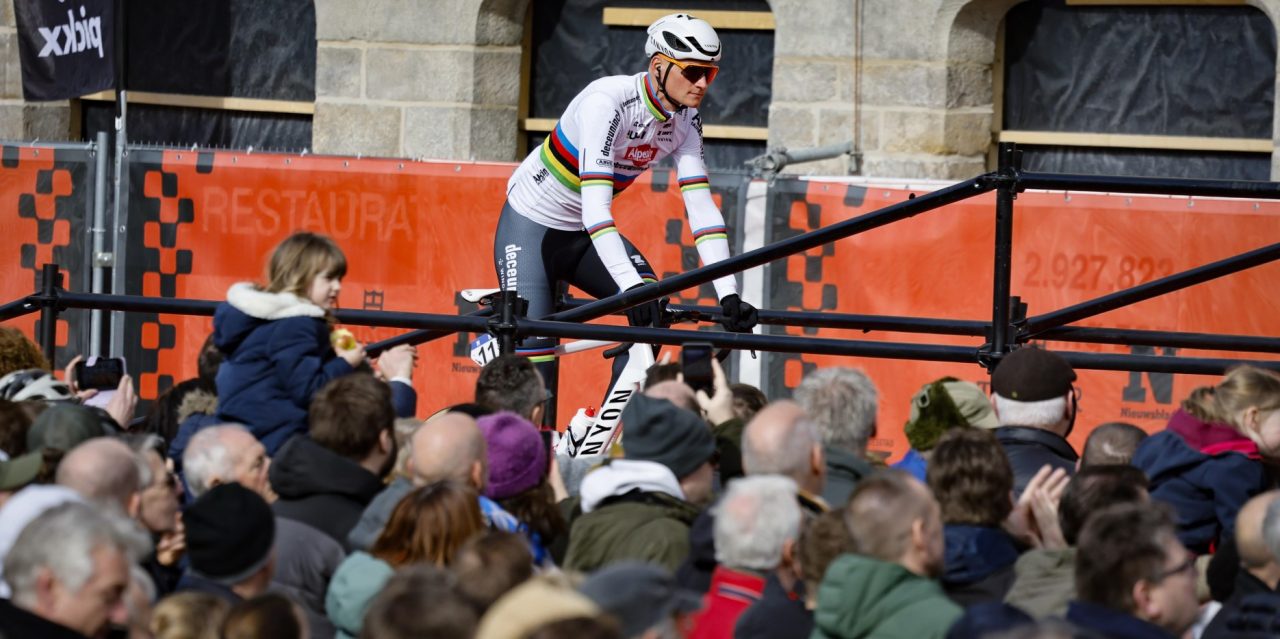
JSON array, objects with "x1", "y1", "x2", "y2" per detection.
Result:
[
  {"x1": 621, "y1": 395, "x2": 715, "y2": 478},
  {"x1": 991, "y1": 347, "x2": 1077, "y2": 402},
  {"x1": 183, "y1": 483, "x2": 275, "y2": 584}
]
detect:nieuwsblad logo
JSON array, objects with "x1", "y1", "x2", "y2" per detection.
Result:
[{"x1": 37, "y1": 4, "x2": 105, "y2": 59}]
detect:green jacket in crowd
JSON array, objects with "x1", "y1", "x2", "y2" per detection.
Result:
[
  {"x1": 1003, "y1": 547, "x2": 1077, "y2": 619},
  {"x1": 812, "y1": 553, "x2": 962, "y2": 639},
  {"x1": 563, "y1": 491, "x2": 701, "y2": 573}
]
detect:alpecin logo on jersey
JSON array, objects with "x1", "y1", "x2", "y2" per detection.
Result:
[{"x1": 624, "y1": 145, "x2": 657, "y2": 167}]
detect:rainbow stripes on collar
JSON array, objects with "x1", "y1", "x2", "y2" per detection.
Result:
[{"x1": 641, "y1": 73, "x2": 672, "y2": 122}]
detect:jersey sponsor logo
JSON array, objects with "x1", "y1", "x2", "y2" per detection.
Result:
[
  {"x1": 502, "y1": 244, "x2": 522, "y2": 290},
  {"x1": 595, "y1": 158, "x2": 613, "y2": 168},
  {"x1": 621, "y1": 96, "x2": 639, "y2": 107},
  {"x1": 532, "y1": 167, "x2": 549, "y2": 185},
  {"x1": 601, "y1": 110, "x2": 621, "y2": 156},
  {"x1": 692, "y1": 113, "x2": 703, "y2": 136},
  {"x1": 657, "y1": 122, "x2": 673, "y2": 139},
  {"x1": 624, "y1": 144, "x2": 657, "y2": 167}
]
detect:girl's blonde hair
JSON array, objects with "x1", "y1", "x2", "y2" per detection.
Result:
[
  {"x1": 151, "y1": 591, "x2": 231, "y2": 639},
  {"x1": 1183, "y1": 365, "x2": 1280, "y2": 429},
  {"x1": 264, "y1": 232, "x2": 347, "y2": 297}
]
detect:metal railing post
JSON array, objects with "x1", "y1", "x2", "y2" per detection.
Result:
[
  {"x1": 989, "y1": 143, "x2": 1022, "y2": 369},
  {"x1": 37, "y1": 264, "x2": 63, "y2": 365}
]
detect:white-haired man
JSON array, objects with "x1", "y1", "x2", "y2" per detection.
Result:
[
  {"x1": 989, "y1": 347, "x2": 1080, "y2": 495},
  {"x1": 0, "y1": 502, "x2": 151, "y2": 638},
  {"x1": 687, "y1": 475, "x2": 801, "y2": 639},
  {"x1": 793, "y1": 367, "x2": 878, "y2": 507},
  {"x1": 184, "y1": 424, "x2": 343, "y2": 639}
]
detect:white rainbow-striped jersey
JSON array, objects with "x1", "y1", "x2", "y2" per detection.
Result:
[{"x1": 505, "y1": 71, "x2": 737, "y2": 299}]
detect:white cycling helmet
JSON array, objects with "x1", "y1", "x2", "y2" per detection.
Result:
[
  {"x1": 0, "y1": 368, "x2": 74, "y2": 402},
  {"x1": 645, "y1": 13, "x2": 721, "y2": 63}
]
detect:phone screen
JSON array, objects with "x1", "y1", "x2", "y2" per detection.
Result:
[
  {"x1": 681, "y1": 342, "x2": 714, "y2": 395},
  {"x1": 75, "y1": 358, "x2": 125, "y2": 391}
]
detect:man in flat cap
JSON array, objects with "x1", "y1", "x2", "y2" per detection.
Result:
[{"x1": 990, "y1": 347, "x2": 1080, "y2": 496}]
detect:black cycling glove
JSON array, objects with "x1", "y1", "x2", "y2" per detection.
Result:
[
  {"x1": 624, "y1": 283, "x2": 665, "y2": 328},
  {"x1": 720, "y1": 294, "x2": 759, "y2": 333}
]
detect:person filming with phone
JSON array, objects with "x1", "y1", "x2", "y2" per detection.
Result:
[{"x1": 493, "y1": 13, "x2": 758, "y2": 392}]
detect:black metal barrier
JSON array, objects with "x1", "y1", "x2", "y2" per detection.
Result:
[{"x1": 5, "y1": 143, "x2": 1280, "y2": 382}]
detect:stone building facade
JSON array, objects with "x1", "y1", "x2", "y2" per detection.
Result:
[{"x1": 3, "y1": 0, "x2": 1280, "y2": 179}]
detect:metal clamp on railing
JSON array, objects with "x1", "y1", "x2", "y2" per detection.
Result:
[{"x1": 486, "y1": 291, "x2": 529, "y2": 356}]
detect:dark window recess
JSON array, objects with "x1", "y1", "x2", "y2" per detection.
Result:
[
  {"x1": 1004, "y1": 1, "x2": 1275, "y2": 139},
  {"x1": 82, "y1": 103, "x2": 312, "y2": 153},
  {"x1": 528, "y1": 0, "x2": 771, "y2": 172},
  {"x1": 1019, "y1": 146, "x2": 1271, "y2": 182},
  {"x1": 81, "y1": 0, "x2": 315, "y2": 151}
]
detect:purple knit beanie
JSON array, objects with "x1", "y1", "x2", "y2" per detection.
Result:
[{"x1": 475, "y1": 411, "x2": 546, "y2": 500}]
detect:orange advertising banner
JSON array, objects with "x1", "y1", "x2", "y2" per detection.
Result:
[
  {"x1": 762, "y1": 178, "x2": 1280, "y2": 463},
  {"x1": 4, "y1": 146, "x2": 1278, "y2": 467}
]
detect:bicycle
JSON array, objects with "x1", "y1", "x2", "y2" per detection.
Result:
[{"x1": 461, "y1": 287, "x2": 724, "y2": 458}]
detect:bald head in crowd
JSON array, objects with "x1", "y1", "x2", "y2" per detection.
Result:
[
  {"x1": 409, "y1": 412, "x2": 486, "y2": 490},
  {"x1": 742, "y1": 400, "x2": 825, "y2": 497},
  {"x1": 1238, "y1": 491, "x2": 1280, "y2": 589},
  {"x1": 1080, "y1": 422, "x2": 1148, "y2": 468},
  {"x1": 56, "y1": 437, "x2": 143, "y2": 516}
]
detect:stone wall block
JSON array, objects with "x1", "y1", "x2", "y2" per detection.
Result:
[
  {"x1": 473, "y1": 49, "x2": 521, "y2": 105},
  {"x1": 768, "y1": 104, "x2": 817, "y2": 148},
  {"x1": 0, "y1": 104, "x2": 23, "y2": 139},
  {"x1": 770, "y1": 0, "x2": 855, "y2": 57},
  {"x1": 469, "y1": 107, "x2": 519, "y2": 161},
  {"x1": 0, "y1": 33, "x2": 20, "y2": 99},
  {"x1": 316, "y1": 0, "x2": 479, "y2": 44},
  {"x1": 880, "y1": 110, "x2": 945, "y2": 153},
  {"x1": 367, "y1": 48, "x2": 472, "y2": 102},
  {"x1": 23, "y1": 105, "x2": 69, "y2": 140},
  {"x1": 772, "y1": 59, "x2": 841, "y2": 103},
  {"x1": 316, "y1": 46, "x2": 362, "y2": 99},
  {"x1": 858, "y1": 109, "x2": 881, "y2": 151},
  {"x1": 404, "y1": 106, "x2": 469, "y2": 160},
  {"x1": 860, "y1": 63, "x2": 945, "y2": 108},
  {"x1": 1, "y1": 1, "x2": 13, "y2": 28},
  {"x1": 313, "y1": 103, "x2": 401, "y2": 156},
  {"x1": 859, "y1": 1, "x2": 935, "y2": 60},
  {"x1": 943, "y1": 110, "x2": 992, "y2": 155},
  {"x1": 818, "y1": 106, "x2": 855, "y2": 145},
  {"x1": 945, "y1": 62, "x2": 991, "y2": 109},
  {"x1": 475, "y1": 0, "x2": 528, "y2": 45}
]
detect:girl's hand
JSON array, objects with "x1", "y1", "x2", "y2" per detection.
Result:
[{"x1": 337, "y1": 340, "x2": 366, "y2": 368}]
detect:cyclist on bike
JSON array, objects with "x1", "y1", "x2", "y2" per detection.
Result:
[{"x1": 493, "y1": 13, "x2": 758, "y2": 383}]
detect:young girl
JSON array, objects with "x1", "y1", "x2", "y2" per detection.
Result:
[
  {"x1": 213, "y1": 232, "x2": 368, "y2": 455},
  {"x1": 1132, "y1": 365, "x2": 1280, "y2": 554}
]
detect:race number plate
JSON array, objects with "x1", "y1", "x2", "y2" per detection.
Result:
[{"x1": 469, "y1": 334, "x2": 500, "y2": 367}]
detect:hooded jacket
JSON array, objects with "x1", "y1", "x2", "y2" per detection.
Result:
[
  {"x1": 270, "y1": 435, "x2": 385, "y2": 546},
  {"x1": 325, "y1": 551, "x2": 394, "y2": 639},
  {"x1": 940, "y1": 524, "x2": 1020, "y2": 606},
  {"x1": 1003, "y1": 547, "x2": 1076, "y2": 619},
  {"x1": 564, "y1": 459, "x2": 701, "y2": 573},
  {"x1": 213, "y1": 284, "x2": 416, "y2": 455},
  {"x1": 812, "y1": 553, "x2": 962, "y2": 639},
  {"x1": 1131, "y1": 409, "x2": 1270, "y2": 554}
]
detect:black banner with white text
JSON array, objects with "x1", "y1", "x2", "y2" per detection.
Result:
[{"x1": 13, "y1": 0, "x2": 115, "y2": 101}]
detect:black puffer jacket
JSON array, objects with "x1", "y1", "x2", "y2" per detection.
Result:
[{"x1": 269, "y1": 435, "x2": 384, "y2": 546}]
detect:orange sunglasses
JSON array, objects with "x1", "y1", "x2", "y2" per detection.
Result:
[{"x1": 657, "y1": 53, "x2": 719, "y2": 84}]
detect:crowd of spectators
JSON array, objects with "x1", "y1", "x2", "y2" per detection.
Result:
[{"x1": 3, "y1": 233, "x2": 1280, "y2": 639}]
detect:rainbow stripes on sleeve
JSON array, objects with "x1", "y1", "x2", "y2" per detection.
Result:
[
  {"x1": 693, "y1": 224, "x2": 728, "y2": 246},
  {"x1": 540, "y1": 124, "x2": 582, "y2": 191},
  {"x1": 679, "y1": 175, "x2": 711, "y2": 192},
  {"x1": 586, "y1": 220, "x2": 619, "y2": 240}
]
